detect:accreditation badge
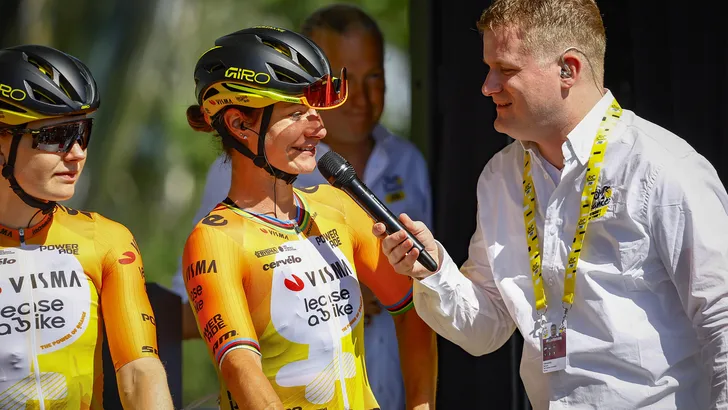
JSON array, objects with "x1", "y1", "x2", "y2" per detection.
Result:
[{"x1": 541, "y1": 321, "x2": 567, "y2": 373}]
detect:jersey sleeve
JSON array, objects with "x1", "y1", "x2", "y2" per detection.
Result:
[
  {"x1": 97, "y1": 219, "x2": 159, "y2": 371},
  {"x1": 337, "y1": 189, "x2": 415, "y2": 316},
  {"x1": 183, "y1": 224, "x2": 260, "y2": 369},
  {"x1": 171, "y1": 156, "x2": 233, "y2": 303}
]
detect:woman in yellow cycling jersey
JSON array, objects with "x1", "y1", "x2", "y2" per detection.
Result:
[
  {"x1": 0, "y1": 45, "x2": 173, "y2": 409},
  {"x1": 182, "y1": 26, "x2": 437, "y2": 410}
]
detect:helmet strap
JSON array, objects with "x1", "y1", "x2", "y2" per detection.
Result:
[
  {"x1": 1, "y1": 134, "x2": 56, "y2": 214},
  {"x1": 213, "y1": 105, "x2": 298, "y2": 185}
]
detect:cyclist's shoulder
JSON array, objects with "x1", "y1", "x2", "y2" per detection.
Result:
[
  {"x1": 295, "y1": 184, "x2": 351, "y2": 216},
  {"x1": 54, "y1": 204, "x2": 98, "y2": 225},
  {"x1": 55, "y1": 205, "x2": 135, "y2": 245},
  {"x1": 186, "y1": 203, "x2": 248, "y2": 249},
  {"x1": 192, "y1": 203, "x2": 243, "y2": 231}
]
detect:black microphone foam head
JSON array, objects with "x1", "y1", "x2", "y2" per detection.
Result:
[{"x1": 317, "y1": 151, "x2": 357, "y2": 188}]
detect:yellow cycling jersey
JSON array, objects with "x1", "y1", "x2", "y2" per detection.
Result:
[
  {"x1": 183, "y1": 185, "x2": 414, "y2": 410},
  {"x1": 0, "y1": 205, "x2": 160, "y2": 409}
]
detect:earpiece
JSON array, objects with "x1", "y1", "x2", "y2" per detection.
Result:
[{"x1": 560, "y1": 64, "x2": 572, "y2": 78}]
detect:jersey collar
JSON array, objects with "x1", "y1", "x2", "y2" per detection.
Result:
[{"x1": 0, "y1": 211, "x2": 54, "y2": 243}]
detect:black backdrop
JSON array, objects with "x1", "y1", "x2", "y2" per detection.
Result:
[{"x1": 411, "y1": 0, "x2": 728, "y2": 408}]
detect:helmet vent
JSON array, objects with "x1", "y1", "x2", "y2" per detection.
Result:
[
  {"x1": 203, "y1": 88, "x2": 220, "y2": 100},
  {"x1": 27, "y1": 82, "x2": 59, "y2": 105},
  {"x1": 58, "y1": 75, "x2": 80, "y2": 100},
  {"x1": 262, "y1": 41, "x2": 293, "y2": 59},
  {"x1": 203, "y1": 62, "x2": 225, "y2": 74},
  {"x1": 259, "y1": 36, "x2": 316, "y2": 76},
  {"x1": 267, "y1": 63, "x2": 302, "y2": 84},
  {"x1": 0, "y1": 100, "x2": 27, "y2": 113},
  {"x1": 27, "y1": 58, "x2": 55, "y2": 81}
]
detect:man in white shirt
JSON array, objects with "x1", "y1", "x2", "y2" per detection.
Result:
[
  {"x1": 172, "y1": 5, "x2": 432, "y2": 409},
  {"x1": 373, "y1": 0, "x2": 728, "y2": 409}
]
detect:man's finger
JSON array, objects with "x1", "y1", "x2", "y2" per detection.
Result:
[
  {"x1": 388, "y1": 237, "x2": 413, "y2": 267},
  {"x1": 403, "y1": 247, "x2": 420, "y2": 266},
  {"x1": 381, "y1": 230, "x2": 408, "y2": 254},
  {"x1": 372, "y1": 222, "x2": 387, "y2": 238},
  {"x1": 399, "y1": 213, "x2": 427, "y2": 237},
  {"x1": 398, "y1": 213, "x2": 417, "y2": 231}
]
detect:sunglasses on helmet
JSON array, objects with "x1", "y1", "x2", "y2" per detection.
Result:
[
  {"x1": 5, "y1": 118, "x2": 93, "y2": 153},
  {"x1": 301, "y1": 68, "x2": 348, "y2": 109},
  {"x1": 203, "y1": 68, "x2": 349, "y2": 116}
]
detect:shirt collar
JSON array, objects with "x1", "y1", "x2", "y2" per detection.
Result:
[{"x1": 562, "y1": 89, "x2": 615, "y2": 166}]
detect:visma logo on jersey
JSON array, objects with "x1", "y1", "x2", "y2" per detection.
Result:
[
  {"x1": 7, "y1": 270, "x2": 82, "y2": 293},
  {"x1": 0, "y1": 251, "x2": 92, "y2": 353},
  {"x1": 185, "y1": 259, "x2": 218, "y2": 281},
  {"x1": 282, "y1": 257, "x2": 354, "y2": 292},
  {"x1": 273, "y1": 255, "x2": 363, "y2": 331}
]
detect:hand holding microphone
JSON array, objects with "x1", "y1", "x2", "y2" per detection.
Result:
[{"x1": 317, "y1": 151, "x2": 440, "y2": 275}]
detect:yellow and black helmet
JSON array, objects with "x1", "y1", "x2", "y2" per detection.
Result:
[
  {"x1": 194, "y1": 26, "x2": 347, "y2": 118},
  {"x1": 192, "y1": 26, "x2": 348, "y2": 185},
  {"x1": 0, "y1": 45, "x2": 99, "y2": 126}
]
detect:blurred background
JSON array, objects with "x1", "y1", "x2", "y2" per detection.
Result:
[
  {"x1": 3, "y1": 0, "x2": 727, "y2": 408},
  {"x1": 0, "y1": 0, "x2": 411, "y2": 405}
]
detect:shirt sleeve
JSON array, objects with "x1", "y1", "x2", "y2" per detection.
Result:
[
  {"x1": 337, "y1": 190, "x2": 415, "y2": 316},
  {"x1": 97, "y1": 221, "x2": 159, "y2": 371},
  {"x1": 183, "y1": 225, "x2": 260, "y2": 369},
  {"x1": 172, "y1": 155, "x2": 232, "y2": 302},
  {"x1": 413, "y1": 171, "x2": 516, "y2": 357},
  {"x1": 649, "y1": 152, "x2": 728, "y2": 409}
]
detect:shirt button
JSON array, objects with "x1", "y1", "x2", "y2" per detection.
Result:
[
  {"x1": 549, "y1": 226, "x2": 558, "y2": 235},
  {"x1": 548, "y1": 278, "x2": 554, "y2": 286}
]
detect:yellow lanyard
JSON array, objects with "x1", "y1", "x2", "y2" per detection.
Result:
[{"x1": 523, "y1": 99, "x2": 623, "y2": 315}]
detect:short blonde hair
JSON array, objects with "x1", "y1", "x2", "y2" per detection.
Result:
[{"x1": 478, "y1": 0, "x2": 606, "y2": 83}]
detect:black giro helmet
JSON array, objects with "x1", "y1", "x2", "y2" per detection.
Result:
[
  {"x1": 191, "y1": 26, "x2": 348, "y2": 186},
  {"x1": 194, "y1": 26, "x2": 347, "y2": 118},
  {"x1": 0, "y1": 45, "x2": 100, "y2": 126}
]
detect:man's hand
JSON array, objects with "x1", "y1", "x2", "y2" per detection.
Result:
[{"x1": 372, "y1": 213, "x2": 440, "y2": 280}]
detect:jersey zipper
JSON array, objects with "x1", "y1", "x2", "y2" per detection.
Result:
[
  {"x1": 294, "y1": 225, "x2": 351, "y2": 409},
  {"x1": 19, "y1": 227, "x2": 46, "y2": 409}
]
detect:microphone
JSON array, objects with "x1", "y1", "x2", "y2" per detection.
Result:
[{"x1": 317, "y1": 151, "x2": 438, "y2": 272}]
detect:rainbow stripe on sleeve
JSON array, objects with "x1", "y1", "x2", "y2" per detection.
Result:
[
  {"x1": 383, "y1": 287, "x2": 414, "y2": 316},
  {"x1": 216, "y1": 337, "x2": 261, "y2": 368}
]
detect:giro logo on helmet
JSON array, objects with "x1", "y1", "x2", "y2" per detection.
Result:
[
  {"x1": 224, "y1": 67, "x2": 271, "y2": 84},
  {"x1": 0, "y1": 84, "x2": 27, "y2": 101}
]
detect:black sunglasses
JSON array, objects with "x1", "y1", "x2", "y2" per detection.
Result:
[{"x1": 6, "y1": 118, "x2": 93, "y2": 153}]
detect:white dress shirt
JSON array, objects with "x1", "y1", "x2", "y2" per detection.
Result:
[
  {"x1": 413, "y1": 91, "x2": 728, "y2": 409},
  {"x1": 172, "y1": 124, "x2": 432, "y2": 410}
]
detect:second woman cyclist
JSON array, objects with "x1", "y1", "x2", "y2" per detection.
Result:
[{"x1": 0, "y1": 45, "x2": 173, "y2": 409}]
